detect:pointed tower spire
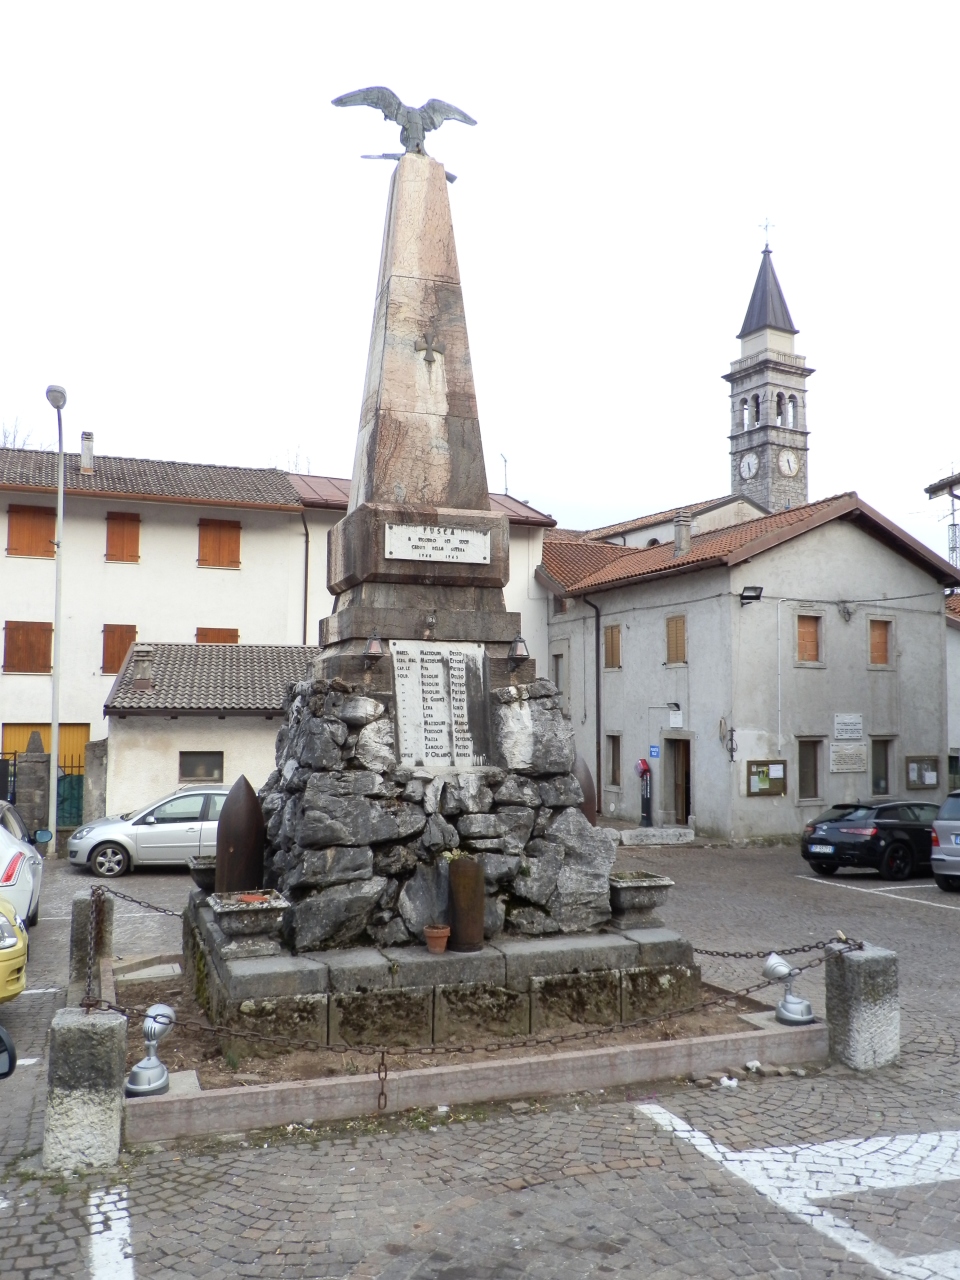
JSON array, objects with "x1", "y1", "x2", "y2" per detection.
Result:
[
  {"x1": 737, "y1": 247, "x2": 798, "y2": 339},
  {"x1": 723, "y1": 247, "x2": 814, "y2": 512}
]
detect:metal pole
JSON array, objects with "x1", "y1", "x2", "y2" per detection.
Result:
[{"x1": 49, "y1": 407, "x2": 64, "y2": 837}]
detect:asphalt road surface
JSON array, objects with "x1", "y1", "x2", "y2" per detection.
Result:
[{"x1": 2, "y1": 847, "x2": 959, "y2": 1279}]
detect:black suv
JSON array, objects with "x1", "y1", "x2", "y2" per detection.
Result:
[{"x1": 801, "y1": 801, "x2": 940, "y2": 880}]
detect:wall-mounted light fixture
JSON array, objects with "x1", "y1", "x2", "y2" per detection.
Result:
[
  {"x1": 507, "y1": 635, "x2": 530, "y2": 669},
  {"x1": 740, "y1": 585, "x2": 763, "y2": 606},
  {"x1": 667, "y1": 701, "x2": 680, "y2": 712},
  {"x1": 363, "y1": 631, "x2": 385, "y2": 668}
]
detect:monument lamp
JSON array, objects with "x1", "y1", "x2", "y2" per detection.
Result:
[
  {"x1": 762, "y1": 953, "x2": 815, "y2": 1026},
  {"x1": 125, "y1": 1003, "x2": 176, "y2": 1096},
  {"x1": 45, "y1": 385, "x2": 67, "y2": 838},
  {"x1": 740, "y1": 585, "x2": 763, "y2": 606},
  {"x1": 363, "y1": 631, "x2": 386, "y2": 668},
  {"x1": 507, "y1": 635, "x2": 530, "y2": 669}
]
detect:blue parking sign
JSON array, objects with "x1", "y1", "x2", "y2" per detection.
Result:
[{"x1": 649, "y1": 745, "x2": 660, "y2": 758}]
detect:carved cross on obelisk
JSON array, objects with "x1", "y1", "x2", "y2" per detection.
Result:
[{"x1": 415, "y1": 328, "x2": 446, "y2": 363}]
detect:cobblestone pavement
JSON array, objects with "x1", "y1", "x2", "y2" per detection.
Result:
[{"x1": 2, "y1": 846, "x2": 959, "y2": 1278}]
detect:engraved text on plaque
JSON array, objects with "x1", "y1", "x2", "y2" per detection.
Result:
[
  {"x1": 385, "y1": 523, "x2": 491, "y2": 565},
  {"x1": 389, "y1": 639, "x2": 486, "y2": 768}
]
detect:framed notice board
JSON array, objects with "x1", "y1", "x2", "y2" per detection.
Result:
[
  {"x1": 905, "y1": 756, "x2": 939, "y2": 790},
  {"x1": 747, "y1": 760, "x2": 788, "y2": 797}
]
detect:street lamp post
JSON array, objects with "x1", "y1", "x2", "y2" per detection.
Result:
[{"x1": 45, "y1": 385, "x2": 66, "y2": 839}]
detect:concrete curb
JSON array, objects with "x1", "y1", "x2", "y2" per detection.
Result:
[{"x1": 123, "y1": 1017, "x2": 827, "y2": 1145}]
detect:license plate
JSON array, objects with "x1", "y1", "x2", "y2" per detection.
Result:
[
  {"x1": 810, "y1": 844, "x2": 834, "y2": 854},
  {"x1": 953, "y1": 835, "x2": 960, "y2": 846}
]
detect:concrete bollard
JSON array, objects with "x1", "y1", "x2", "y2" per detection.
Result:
[
  {"x1": 68, "y1": 891, "x2": 115, "y2": 993},
  {"x1": 825, "y1": 941, "x2": 899, "y2": 1070},
  {"x1": 42, "y1": 1008, "x2": 127, "y2": 1171}
]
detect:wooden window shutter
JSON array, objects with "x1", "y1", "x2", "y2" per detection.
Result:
[
  {"x1": 603, "y1": 624, "x2": 621, "y2": 669},
  {"x1": 6, "y1": 505, "x2": 55, "y2": 558},
  {"x1": 3, "y1": 621, "x2": 53, "y2": 672},
  {"x1": 666, "y1": 615, "x2": 686, "y2": 664},
  {"x1": 105, "y1": 512, "x2": 140, "y2": 562},
  {"x1": 870, "y1": 619, "x2": 890, "y2": 665},
  {"x1": 102, "y1": 624, "x2": 137, "y2": 674},
  {"x1": 198, "y1": 519, "x2": 241, "y2": 568},
  {"x1": 797, "y1": 614, "x2": 820, "y2": 662},
  {"x1": 196, "y1": 627, "x2": 239, "y2": 644}
]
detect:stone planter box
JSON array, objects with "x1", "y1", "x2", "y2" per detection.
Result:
[
  {"x1": 609, "y1": 871, "x2": 674, "y2": 928},
  {"x1": 207, "y1": 890, "x2": 289, "y2": 937},
  {"x1": 187, "y1": 853, "x2": 217, "y2": 895}
]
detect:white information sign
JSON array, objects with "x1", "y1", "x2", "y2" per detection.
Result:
[
  {"x1": 834, "y1": 713, "x2": 863, "y2": 741},
  {"x1": 385, "y1": 523, "x2": 490, "y2": 565},
  {"x1": 669, "y1": 708, "x2": 683, "y2": 728},
  {"x1": 829, "y1": 742, "x2": 868, "y2": 773},
  {"x1": 389, "y1": 639, "x2": 485, "y2": 769}
]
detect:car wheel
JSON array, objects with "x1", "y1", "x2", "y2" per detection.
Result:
[
  {"x1": 90, "y1": 843, "x2": 130, "y2": 879},
  {"x1": 812, "y1": 863, "x2": 838, "y2": 876},
  {"x1": 879, "y1": 843, "x2": 913, "y2": 881},
  {"x1": 934, "y1": 875, "x2": 960, "y2": 892}
]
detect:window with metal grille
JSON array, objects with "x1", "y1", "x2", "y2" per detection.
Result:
[
  {"x1": 798, "y1": 740, "x2": 820, "y2": 799},
  {"x1": 869, "y1": 619, "x2": 891, "y2": 666},
  {"x1": 102, "y1": 624, "x2": 137, "y2": 674},
  {"x1": 3, "y1": 621, "x2": 53, "y2": 672},
  {"x1": 603, "y1": 624, "x2": 621, "y2": 669},
  {"x1": 196, "y1": 628, "x2": 239, "y2": 643},
  {"x1": 105, "y1": 512, "x2": 140, "y2": 562},
  {"x1": 606, "y1": 734, "x2": 621, "y2": 787},
  {"x1": 6, "y1": 505, "x2": 55, "y2": 558},
  {"x1": 797, "y1": 614, "x2": 821, "y2": 663},
  {"x1": 197, "y1": 519, "x2": 241, "y2": 568},
  {"x1": 666, "y1": 615, "x2": 686, "y2": 664}
]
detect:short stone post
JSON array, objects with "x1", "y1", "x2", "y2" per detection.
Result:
[
  {"x1": 68, "y1": 891, "x2": 115, "y2": 997},
  {"x1": 825, "y1": 941, "x2": 899, "y2": 1070},
  {"x1": 42, "y1": 1008, "x2": 127, "y2": 1171},
  {"x1": 14, "y1": 731, "x2": 50, "y2": 838}
]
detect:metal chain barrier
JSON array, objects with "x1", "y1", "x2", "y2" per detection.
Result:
[
  {"x1": 694, "y1": 941, "x2": 830, "y2": 959},
  {"x1": 96, "y1": 884, "x2": 184, "y2": 919},
  {"x1": 81, "y1": 884, "x2": 104, "y2": 1010}
]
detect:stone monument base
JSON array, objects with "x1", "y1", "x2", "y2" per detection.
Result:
[{"x1": 183, "y1": 891, "x2": 700, "y2": 1049}]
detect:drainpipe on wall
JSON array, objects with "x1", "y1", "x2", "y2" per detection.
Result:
[
  {"x1": 583, "y1": 594, "x2": 602, "y2": 814},
  {"x1": 300, "y1": 513, "x2": 310, "y2": 646}
]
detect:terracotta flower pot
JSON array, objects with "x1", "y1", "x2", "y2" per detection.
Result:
[
  {"x1": 448, "y1": 857, "x2": 485, "y2": 952},
  {"x1": 424, "y1": 925, "x2": 450, "y2": 954}
]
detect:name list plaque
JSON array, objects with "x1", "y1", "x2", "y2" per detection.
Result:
[
  {"x1": 389, "y1": 640, "x2": 485, "y2": 769},
  {"x1": 385, "y1": 523, "x2": 491, "y2": 565}
]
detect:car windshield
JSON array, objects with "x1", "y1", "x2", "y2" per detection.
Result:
[
  {"x1": 938, "y1": 795, "x2": 960, "y2": 820},
  {"x1": 834, "y1": 808, "x2": 876, "y2": 823}
]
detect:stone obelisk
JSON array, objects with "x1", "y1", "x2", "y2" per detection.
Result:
[{"x1": 318, "y1": 153, "x2": 533, "y2": 767}]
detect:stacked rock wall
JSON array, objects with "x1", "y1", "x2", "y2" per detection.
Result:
[{"x1": 259, "y1": 677, "x2": 617, "y2": 952}]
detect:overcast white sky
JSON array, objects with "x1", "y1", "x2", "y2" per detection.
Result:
[{"x1": 0, "y1": 4, "x2": 957, "y2": 556}]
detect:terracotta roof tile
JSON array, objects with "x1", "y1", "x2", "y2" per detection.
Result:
[
  {"x1": 290, "y1": 474, "x2": 556, "y2": 527},
  {"x1": 541, "y1": 539, "x2": 635, "y2": 588},
  {"x1": 946, "y1": 594, "x2": 960, "y2": 618},
  {"x1": 584, "y1": 496, "x2": 736, "y2": 540},
  {"x1": 105, "y1": 644, "x2": 321, "y2": 714}
]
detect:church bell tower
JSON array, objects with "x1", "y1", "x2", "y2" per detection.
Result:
[{"x1": 723, "y1": 247, "x2": 814, "y2": 511}]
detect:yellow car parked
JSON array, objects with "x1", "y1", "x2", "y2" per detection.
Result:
[{"x1": 0, "y1": 897, "x2": 27, "y2": 1004}]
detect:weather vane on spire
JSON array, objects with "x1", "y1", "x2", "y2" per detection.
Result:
[{"x1": 759, "y1": 217, "x2": 775, "y2": 248}]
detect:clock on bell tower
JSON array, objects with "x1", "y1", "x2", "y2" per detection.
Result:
[{"x1": 723, "y1": 247, "x2": 814, "y2": 512}]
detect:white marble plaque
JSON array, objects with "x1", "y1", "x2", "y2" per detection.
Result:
[
  {"x1": 834, "y1": 713, "x2": 863, "y2": 741},
  {"x1": 389, "y1": 639, "x2": 485, "y2": 769},
  {"x1": 830, "y1": 742, "x2": 868, "y2": 773},
  {"x1": 385, "y1": 523, "x2": 490, "y2": 565}
]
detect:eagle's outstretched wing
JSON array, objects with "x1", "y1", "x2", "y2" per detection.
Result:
[
  {"x1": 332, "y1": 87, "x2": 404, "y2": 124},
  {"x1": 418, "y1": 99, "x2": 477, "y2": 132}
]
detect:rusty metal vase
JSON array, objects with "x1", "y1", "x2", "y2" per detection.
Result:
[
  {"x1": 448, "y1": 857, "x2": 484, "y2": 952},
  {"x1": 215, "y1": 774, "x2": 266, "y2": 894}
]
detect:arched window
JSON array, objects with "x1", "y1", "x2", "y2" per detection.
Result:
[
  {"x1": 740, "y1": 398, "x2": 749, "y2": 430},
  {"x1": 788, "y1": 395, "x2": 798, "y2": 428},
  {"x1": 752, "y1": 395, "x2": 760, "y2": 425},
  {"x1": 776, "y1": 392, "x2": 785, "y2": 426},
  {"x1": 646, "y1": 537, "x2": 660, "y2": 548}
]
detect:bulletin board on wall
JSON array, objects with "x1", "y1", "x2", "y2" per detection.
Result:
[
  {"x1": 905, "y1": 756, "x2": 939, "y2": 790},
  {"x1": 746, "y1": 759, "x2": 788, "y2": 797}
]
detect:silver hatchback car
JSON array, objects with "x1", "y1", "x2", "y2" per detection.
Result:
[
  {"x1": 67, "y1": 785, "x2": 230, "y2": 878},
  {"x1": 931, "y1": 791, "x2": 960, "y2": 891}
]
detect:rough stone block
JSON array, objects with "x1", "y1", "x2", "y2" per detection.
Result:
[
  {"x1": 230, "y1": 993, "x2": 329, "y2": 1044},
  {"x1": 497, "y1": 806, "x2": 537, "y2": 855},
  {"x1": 398, "y1": 860, "x2": 450, "y2": 939},
  {"x1": 43, "y1": 1009, "x2": 126, "y2": 1171},
  {"x1": 339, "y1": 696, "x2": 385, "y2": 727},
  {"x1": 223, "y1": 954, "x2": 329, "y2": 1001},
  {"x1": 494, "y1": 698, "x2": 576, "y2": 776},
  {"x1": 480, "y1": 852, "x2": 520, "y2": 886},
  {"x1": 457, "y1": 813, "x2": 504, "y2": 840},
  {"x1": 825, "y1": 941, "x2": 899, "y2": 1070},
  {"x1": 330, "y1": 986, "x2": 433, "y2": 1048},
  {"x1": 289, "y1": 879, "x2": 386, "y2": 951},
  {"x1": 493, "y1": 776, "x2": 542, "y2": 807},
  {"x1": 539, "y1": 775, "x2": 584, "y2": 807},
  {"x1": 621, "y1": 964, "x2": 700, "y2": 1021},
  {"x1": 434, "y1": 983, "x2": 530, "y2": 1041},
  {"x1": 283, "y1": 845, "x2": 373, "y2": 891},
  {"x1": 69, "y1": 892, "x2": 116, "y2": 987},
  {"x1": 382, "y1": 945, "x2": 506, "y2": 989},
  {"x1": 354, "y1": 718, "x2": 397, "y2": 772},
  {"x1": 325, "y1": 947, "x2": 394, "y2": 993},
  {"x1": 530, "y1": 971, "x2": 621, "y2": 1032},
  {"x1": 617, "y1": 928, "x2": 695, "y2": 968},
  {"x1": 493, "y1": 934, "x2": 639, "y2": 991}
]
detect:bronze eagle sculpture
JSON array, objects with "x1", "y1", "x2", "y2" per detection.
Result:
[{"x1": 332, "y1": 87, "x2": 476, "y2": 157}]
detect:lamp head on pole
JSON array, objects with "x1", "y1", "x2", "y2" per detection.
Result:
[
  {"x1": 507, "y1": 635, "x2": 530, "y2": 670},
  {"x1": 45, "y1": 385, "x2": 67, "y2": 411}
]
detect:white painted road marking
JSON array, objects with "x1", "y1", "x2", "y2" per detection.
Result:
[
  {"x1": 639, "y1": 1104, "x2": 960, "y2": 1280},
  {"x1": 797, "y1": 875, "x2": 960, "y2": 911},
  {"x1": 86, "y1": 1186, "x2": 134, "y2": 1280}
]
